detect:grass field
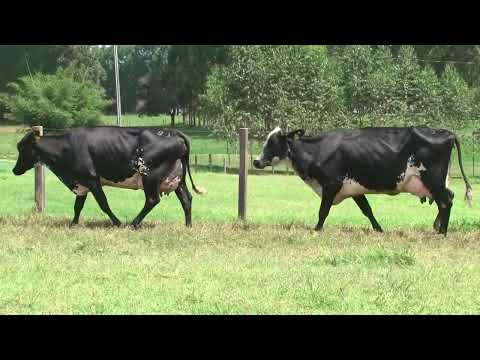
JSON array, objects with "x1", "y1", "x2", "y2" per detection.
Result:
[
  {"x1": 1, "y1": 159, "x2": 480, "y2": 314},
  {"x1": 2, "y1": 116, "x2": 480, "y2": 314}
]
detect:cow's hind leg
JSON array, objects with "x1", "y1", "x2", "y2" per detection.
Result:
[
  {"x1": 87, "y1": 181, "x2": 121, "y2": 226},
  {"x1": 71, "y1": 194, "x2": 87, "y2": 226},
  {"x1": 175, "y1": 182, "x2": 192, "y2": 227},
  {"x1": 131, "y1": 180, "x2": 161, "y2": 230},
  {"x1": 353, "y1": 195, "x2": 383, "y2": 232},
  {"x1": 421, "y1": 173, "x2": 453, "y2": 236},
  {"x1": 433, "y1": 188, "x2": 454, "y2": 233}
]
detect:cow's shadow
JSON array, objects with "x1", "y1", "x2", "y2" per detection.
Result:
[
  {"x1": 0, "y1": 215, "x2": 174, "y2": 230},
  {"x1": 74, "y1": 220, "x2": 157, "y2": 230}
]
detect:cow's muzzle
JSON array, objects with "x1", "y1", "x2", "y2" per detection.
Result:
[
  {"x1": 12, "y1": 166, "x2": 25, "y2": 176},
  {"x1": 253, "y1": 160, "x2": 266, "y2": 169}
]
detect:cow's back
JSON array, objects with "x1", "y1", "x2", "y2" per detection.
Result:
[{"x1": 63, "y1": 126, "x2": 185, "y2": 183}]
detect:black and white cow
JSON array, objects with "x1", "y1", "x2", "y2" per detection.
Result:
[
  {"x1": 13, "y1": 126, "x2": 205, "y2": 228},
  {"x1": 253, "y1": 127, "x2": 473, "y2": 235}
]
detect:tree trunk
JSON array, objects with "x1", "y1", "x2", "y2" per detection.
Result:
[{"x1": 170, "y1": 108, "x2": 175, "y2": 127}]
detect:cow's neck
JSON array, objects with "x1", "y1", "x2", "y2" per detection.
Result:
[
  {"x1": 286, "y1": 139, "x2": 314, "y2": 178},
  {"x1": 34, "y1": 136, "x2": 65, "y2": 168}
]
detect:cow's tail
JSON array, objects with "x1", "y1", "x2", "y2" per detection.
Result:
[
  {"x1": 454, "y1": 135, "x2": 473, "y2": 207},
  {"x1": 178, "y1": 132, "x2": 206, "y2": 195}
]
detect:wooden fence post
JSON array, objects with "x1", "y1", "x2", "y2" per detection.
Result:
[
  {"x1": 223, "y1": 157, "x2": 227, "y2": 173},
  {"x1": 473, "y1": 134, "x2": 475, "y2": 178},
  {"x1": 209, "y1": 154, "x2": 212, "y2": 172},
  {"x1": 238, "y1": 128, "x2": 248, "y2": 221},
  {"x1": 32, "y1": 126, "x2": 45, "y2": 213},
  {"x1": 194, "y1": 154, "x2": 198, "y2": 173}
]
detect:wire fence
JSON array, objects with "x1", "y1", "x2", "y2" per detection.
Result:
[
  {"x1": 189, "y1": 136, "x2": 480, "y2": 179},
  {"x1": 2, "y1": 124, "x2": 479, "y2": 179}
]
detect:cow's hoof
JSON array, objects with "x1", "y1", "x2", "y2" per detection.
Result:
[
  {"x1": 314, "y1": 226, "x2": 323, "y2": 232},
  {"x1": 69, "y1": 221, "x2": 79, "y2": 228},
  {"x1": 131, "y1": 223, "x2": 142, "y2": 230},
  {"x1": 112, "y1": 221, "x2": 122, "y2": 227},
  {"x1": 374, "y1": 227, "x2": 384, "y2": 233}
]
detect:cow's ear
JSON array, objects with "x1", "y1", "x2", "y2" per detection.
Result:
[
  {"x1": 286, "y1": 129, "x2": 305, "y2": 139},
  {"x1": 32, "y1": 128, "x2": 41, "y2": 143}
]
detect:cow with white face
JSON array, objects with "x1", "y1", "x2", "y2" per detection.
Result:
[{"x1": 254, "y1": 126, "x2": 473, "y2": 235}]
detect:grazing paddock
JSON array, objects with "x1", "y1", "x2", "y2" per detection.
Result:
[
  {"x1": 1, "y1": 217, "x2": 480, "y2": 314},
  {"x1": 0, "y1": 160, "x2": 479, "y2": 314}
]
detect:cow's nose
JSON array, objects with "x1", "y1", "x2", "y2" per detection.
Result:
[{"x1": 253, "y1": 160, "x2": 260, "y2": 168}]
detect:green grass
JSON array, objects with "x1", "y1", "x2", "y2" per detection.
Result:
[
  {"x1": 2, "y1": 117, "x2": 480, "y2": 314},
  {"x1": 1, "y1": 161, "x2": 478, "y2": 228},
  {"x1": 1, "y1": 160, "x2": 480, "y2": 314},
  {"x1": 1, "y1": 217, "x2": 480, "y2": 314}
]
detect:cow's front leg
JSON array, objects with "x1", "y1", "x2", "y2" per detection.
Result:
[
  {"x1": 315, "y1": 183, "x2": 342, "y2": 232},
  {"x1": 70, "y1": 194, "x2": 87, "y2": 226},
  {"x1": 87, "y1": 180, "x2": 121, "y2": 226}
]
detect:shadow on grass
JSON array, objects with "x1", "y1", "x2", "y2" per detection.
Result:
[
  {"x1": 0, "y1": 216, "x2": 158, "y2": 230},
  {"x1": 0, "y1": 215, "x2": 478, "y2": 235}
]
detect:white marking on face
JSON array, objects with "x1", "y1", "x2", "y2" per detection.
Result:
[
  {"x1": 271, "y1": 156, "x2": 281, "y2": 166},
  {"x1": 256, "y1": 127, "x2": 282, "y2": 162}
]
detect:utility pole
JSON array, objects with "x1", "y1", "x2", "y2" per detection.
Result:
[{"x1": 114, "y1": 45, "x2": 122, "y2": 126}]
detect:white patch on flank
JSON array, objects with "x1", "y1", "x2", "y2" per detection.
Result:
[
  {"x1": 101, "y1": 173, "x2": 144, "y2": 190},
  {"x1": 136, "y1": 157, "x2": 149, "y2": 176},
  {"x1": 395, "y1": 156, "x2": 432, "y2": 199},
  {"x1": 256, "y1": 127, "x2": 282, "y2": 162},
  {"x1": 72, "y1": 159, "x2": 184, "y2": 196},
  {"x1": 333, "y1": 177, "x2": 377, "y2": 205},
  {"x1": 72, "y1": 173, "x2": 145, "y2": 196}
]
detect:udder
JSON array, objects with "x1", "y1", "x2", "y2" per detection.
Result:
[
  {"x1": 159, "y1": 160, "x2": 183, "y2": 194},
  {"x1": 401, "y1": 175, "x2": 433, "y2": 199}
]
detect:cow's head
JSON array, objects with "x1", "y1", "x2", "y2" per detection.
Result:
[
  {"x1": 253, "y1": 127, "x2": 305, "y2": 169},
  {"x1": 12, "y1": 131, "x2": 40, "y2": 176}
]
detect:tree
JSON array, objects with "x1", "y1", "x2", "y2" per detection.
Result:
[
  {"x1": 99, "y1": 45, "x2": 167, "y2": 116},
  {"x1": 1, "y1": 67, "x2": 111, "y2": 129},
  {"x1": 439, "y1": 63, "x2": 477, "y2": 129},
  {"x1": 201, "y1": 45, "x2": 345, "y2": 144}
]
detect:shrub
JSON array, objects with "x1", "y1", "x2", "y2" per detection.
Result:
[{"x1": 0, "y1": 68, "x2": 111, "y2": 129}]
